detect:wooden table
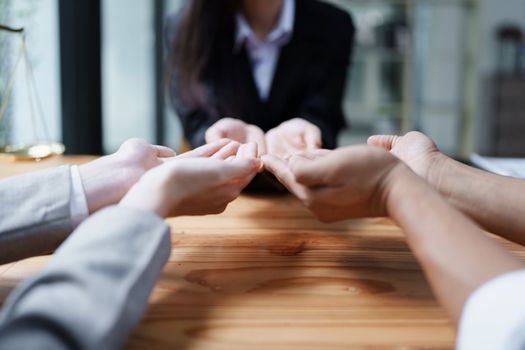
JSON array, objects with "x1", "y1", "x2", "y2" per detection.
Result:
[{"x1": 0, "y1": 156, "x2": 460, "y2": 349}]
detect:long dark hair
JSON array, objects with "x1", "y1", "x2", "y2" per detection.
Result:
[{"x1": 166, "y1": 0, "x2": 240, "y2": 115}]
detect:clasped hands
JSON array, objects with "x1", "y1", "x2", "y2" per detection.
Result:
[{"x1": 80, "y1": 131, "x2": 441, "y2": 222}]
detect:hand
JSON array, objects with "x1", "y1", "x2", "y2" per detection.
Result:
[
  {"x1": 206, "y1": 118, "x2": 266, "y2": 156},
  {"x1": 120, "y1": 140, "x2": 260, "y2": 218},
  {"x1": 79, "y1": 138, "x2": 177, "y2": 214},
  {"x1": 367, "y1": 131, "x2": 444, "y2": 181},
  {"x1": 265, "y1": 118, "x2": 321, "y2": 158},
  {"x1": 263, "y1": 145, "x2": 405, "y2": 222}
]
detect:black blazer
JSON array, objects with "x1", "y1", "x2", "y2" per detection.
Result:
[{"x1": 168, "y1": 0, "x2": 355, "y2": 149}]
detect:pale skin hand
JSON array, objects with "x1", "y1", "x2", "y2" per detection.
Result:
[
  {"x1": 265, "y1": 118, "x2": 322, "y2": 159},
  {"x1": 206, "y1": 118, "x2": 267, "y2": 156},
  {"x1": 120, "y1": 141, "x2": 260, "y2": 218},
  {"x1": 368, "y1": 131, "x2": 525, "y2": 246},
  {"x1": 78, "y1": 138, "x2": 177, "y2": 214},
  {"x1": 263, "y1": 145, "x2": 524, "y2": 325}
]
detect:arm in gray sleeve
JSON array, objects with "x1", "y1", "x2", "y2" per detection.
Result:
[
  {"x1": 0, "y1": 165, "x2": 74, "y2": 264},
  {"x1": 0, "y1": 205, "x2": 171, "y2": 350}
]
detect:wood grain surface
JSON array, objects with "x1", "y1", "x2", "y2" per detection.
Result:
[{"x1": 4, "y1": 156, "x2": 520, "y2": 349}]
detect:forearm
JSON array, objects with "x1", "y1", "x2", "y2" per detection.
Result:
[
  {"x1": 387, "y1": 166, "x2": 524, "y2": 324},
  {"x1": 0, "y1": 206, "x2": 170, "y2": 349},
  {"x1": 78, "y1": 155, "x2": 133, "y2": 214},
  {"x1": 0, "y1": 166, "x2": 73, "y2": 264},
  {"x1": 428, "y1": 154, "x2": 525, "y2": 245}
]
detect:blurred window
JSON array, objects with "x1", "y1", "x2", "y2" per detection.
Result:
[{"x1": 0, "y1": 0, "x2": 61, "y2": 147}]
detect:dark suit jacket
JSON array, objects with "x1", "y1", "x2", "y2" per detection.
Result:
[{"x1": 167, "y1": 0, "x2": 355, "y2": 149}]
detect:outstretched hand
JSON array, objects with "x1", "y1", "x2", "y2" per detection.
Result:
[
  {"x1": 205, "y1": 118, "x2": 267, "y2": 156},
  {"x1": 263, "y1": 145, "x2": 405, "y2": 222},
  {"x1": 265, "y1": 118, "x2": 322, "y2": 159},
  {"x1": 79, "y1": 138, "x2": 177, "y2": 214},
  {"x1": 120, "y1": 140, "x2": 261, "y2": 218}
]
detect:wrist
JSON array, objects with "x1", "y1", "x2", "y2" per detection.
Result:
[
  {"x1": 79, "y1": 154, "x2": 136, "y2": 213},
  {"x1": 119, "y1": 195, "x2": 166, "y2": 219},
  {"x1": 425, "y1": 151, "x2": 453, "y2": 197},
  {"x1": 118, "y1": 171, "x2": 173, "y2": 218},
  {"x1": 384, "y1": 163, "x2": 425, "y2": 219}
]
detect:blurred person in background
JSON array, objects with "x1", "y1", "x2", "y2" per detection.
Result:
[{"x1": 166, "y1": 0, "x2": 354, "y2": 158}]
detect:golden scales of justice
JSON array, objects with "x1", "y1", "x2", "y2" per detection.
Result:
[{"x1": 0, "y1": 23, "x2": 65, "y2": 161}]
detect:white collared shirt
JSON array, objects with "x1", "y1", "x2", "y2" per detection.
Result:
[
  {"x1": 235, "y1": 0, "x2": 295, "y2": 101},
  {"x1": 457, "y1": 269, "x2": 525, "y2": 349}
]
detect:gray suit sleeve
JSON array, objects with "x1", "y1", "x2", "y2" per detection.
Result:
[
  {"x1": 0, "y1": 206, "x2": 171, "y2": 350},
  {"x1": 0, "y1": 165, "x2": 74, "y2": 264}
]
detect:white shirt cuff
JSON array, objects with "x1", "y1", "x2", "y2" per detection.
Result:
[
  {"x1": 457, "y1": 268, "x2": 525, "y2": 350},
  {"x1": 69, "y1": 165, "x2": 89, "y2": 228}
]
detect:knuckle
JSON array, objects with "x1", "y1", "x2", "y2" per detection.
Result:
[{"x1": 120, "y1": 138, "x2": 146, "y2": 152}]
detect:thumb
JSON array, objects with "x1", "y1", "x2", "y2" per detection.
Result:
[
  {"x1": 205, "y1": 125, "x2": 226, "y2": 143},
  {"x1": 287, "y1": 155, "x2": 326, "y2": 186},
  {"x1": 367, "y1": 135, "x2": 400, "y2": 151},
  {"x1": 303, "y1": 128, "x2": 322, "y2": 150},
  {"x1": 246, "y1": 126, "x2": 267, "y2": 156},
  {"x1": 153, "y1": 145, "x2": 176, "y2": 158}
]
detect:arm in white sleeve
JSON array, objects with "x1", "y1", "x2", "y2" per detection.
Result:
[{"x1": 457, "y1": 269, "x2": 525, "y2": 350}]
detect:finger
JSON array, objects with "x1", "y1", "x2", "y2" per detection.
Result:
[
  {"x1": 303, "y1": 128, "x2": 322, "y2": 150},
  {"x1": 367, "y1": 135, "x2": 400, "y2": 151},
  {"x1": 285, "y1": 149, "x2": 330, "y2": 161},
  {"x1": 212, "y1": 141, "x2": 241, "y2": 159},
  {"x1": 287, "y1": 155, "x2": 327, "y2": 187},
  {"x1": 221, "y1": 158, "x2": 259, "y2": 180},
  {"x1": 153, "y1": 145, "x2": 176, "y2": 158},
  {"x1": 266, "y1": 133, "x2": 296, "y2": 159},
  {"x1": 205, "y1": 126, "x2": 226, "y2": 143},
  {"x1": 238, "y1": 142, "x2": 264, "y2": 172},
  {"x1": 232, "y1": 143, "x2": 260, "y2": 173},
  {"x1": 262, "y1": 155, "x2": 308, "y2": 195},
  {"x1": 236, "y1": 142, "x2": 257, "y2": 159},
  {"x1": 177, "y1": 139, "x2": 231, "y2": 159},
  {"x1": 313, "y1": 149, "x2": 331, "y2": 156},
  {"x1": 246, "y1": 126, "x2": 267, "y2": 156}
]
